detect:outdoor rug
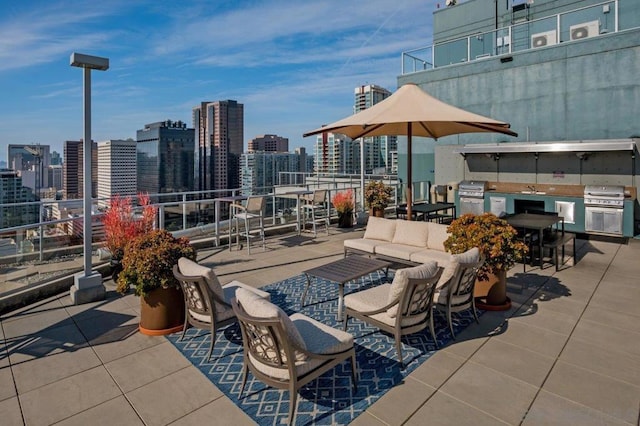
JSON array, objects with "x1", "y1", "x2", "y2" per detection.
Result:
[{"x1": 166, "y1": 271, "x2": 480, "y2": 425}]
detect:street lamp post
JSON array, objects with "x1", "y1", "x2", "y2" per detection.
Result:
[{"x1": 69, "y1": 52, "x2": 109, "y2": 305}]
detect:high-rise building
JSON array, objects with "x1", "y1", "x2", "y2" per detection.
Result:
[
  {"x1": 136, "y1": 120, "x2": 195, "y2": 197},
  {"x1": 50, "y1": 151, "x2": 62, "y2": 166},
  {"x1": 313, "y1": 133, "x2": 358, "y2": 174},
  {"x1": 193, "y1": 100, "x2": 244, "y2": 192},
  {"x1": 354, "y1": 85, "x2": 397, "y2": 174},
  {"x1": 97, "y1": 139, "x2": 137, "y2": 207},
  {"x1": 0, "y1": 169, "x2": 38, "y2": 228},
  {"x1": 63, "y1": 140, "x2": 97, "y2": 199},
  {"x1": 240, "y1": 151, "x2": 309, "y2": 194},
  {"x1": 248, "y1": 134, "x2": 289, "y2": 153},
  {"x1": 7, "y1": 144, "x2": 52, "y2": 194}
]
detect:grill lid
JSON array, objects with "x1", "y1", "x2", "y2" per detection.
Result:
[
  {"x1": 584, "y1": 185, "x2": 624, "y2": 197},
  {"x1": 458, "y1": 180, "x2": 488, "y2": 191}
]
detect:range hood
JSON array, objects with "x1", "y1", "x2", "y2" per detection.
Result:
[{"x1": 453, "y1": 139, "x2": 637, "y2": 155}]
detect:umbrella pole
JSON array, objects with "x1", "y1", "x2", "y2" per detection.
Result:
[{"x1": 406, "y1": 123, "x2": 413, "y2": 221}]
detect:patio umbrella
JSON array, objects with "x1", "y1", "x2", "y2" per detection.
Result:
[{"x1": 303, "y1": 83, "x2": 517, "y2": 220}]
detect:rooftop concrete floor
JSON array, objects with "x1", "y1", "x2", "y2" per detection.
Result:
[{"x1": 1, "y1": 227, "x2": 639, "y2": 425}]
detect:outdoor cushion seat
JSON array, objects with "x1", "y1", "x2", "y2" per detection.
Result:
[
  {"x1": 233, "y1": 288, "x2": 357, "y2": 426},
  {"x1": 410, "y1": 249, "x2": 453, "y2": 267},
  {"x1": 343, "y1": 261, "x2": 442, "y2": 366},
  {"x1": 343, "y1": 238, "x2": 385, "y2": 253},
  {"x1": 432, "y1": 248, "x2": 484, "y2": 339},
  {"x1": 375, "y1": 243, "x2": 424, "y2": 261},
  {"x1": 173, "y1": 257, "x2": 270, "y2": 361}
]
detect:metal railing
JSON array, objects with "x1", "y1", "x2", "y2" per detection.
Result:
[
  {"x1": 0, "y1": 176, "x2": 435, "y2": 297},
  {"x1": 402, "y1": 1, "x2": 621, "y2": 74}
]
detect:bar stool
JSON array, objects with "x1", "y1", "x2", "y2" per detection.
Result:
[
  {"x1": 302, "y1": 189, "x2": 329, "y2": 236},
  {"x1": 230, "y1": 196, "x2": 266, "y2": 254}
]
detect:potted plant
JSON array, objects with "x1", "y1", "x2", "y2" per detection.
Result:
[
  {"x1": 443, "y1": 213, "x2": 528, "y2": 310},
  {"x1": 365, "y1": 180, "x2": 392, "y2": 217},
  {"x1": 116, "y1": 229, "x2": 197, "y2": 335},
  {"x1": 101, "y1": 193, "x2": 156, "y2": 280},
  {"x1": 332, "y1": 189, "x2": 355, "y2": 228}
]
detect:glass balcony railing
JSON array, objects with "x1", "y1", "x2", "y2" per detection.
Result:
[
  {"x1": 402, "y1": 0, "x2": 623, "y2": 74},
  {"x1": 0, "y1": 174, "x2": 437, "y2": 299}
]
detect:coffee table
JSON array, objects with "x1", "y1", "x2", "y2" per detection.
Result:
[{"x1": 302, "y1": 256, "x2": 391, "y2": 321}]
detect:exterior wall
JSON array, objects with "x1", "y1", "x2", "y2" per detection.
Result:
[
  {"x1": 248, "y1": 134, "x2": 289, "y2": 153},
  {"x1": 97, "y1": 139, "x2": 137, "y2": 207}
]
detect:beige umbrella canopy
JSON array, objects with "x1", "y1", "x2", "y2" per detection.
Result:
[{"x1": 303, "y1": 83, "x2": 517, "y2": 220}]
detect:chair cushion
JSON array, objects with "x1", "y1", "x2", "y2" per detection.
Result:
[
  {"x1": 290, "y1": 313, "x2": 353, "y2": 354},
  {"x1": 222, "y1": 280, "x2": 270, "y2": 303},
  {"x1": 392, "y1": 220, "x2": 430, "y2": 247},
  {"x1": 343, "y1": 284, "x2": 427, "y2": 327},
  {"x1": 426, "y1": 223, "x2": 450, "y2": 251},
  {"x1": 363, "y1": 217, "x2": 396, "y2": 242},
  {"x1": 435, "y1": 247, "x2": 480, "y2": 290},
  {"x1": 178, "y1": 257, "x2": 225, "y2": 312},
  {"x1": 387, "y1": 261, "x2": 439, "y2": 317},
  {"x1": 235, "y1": 288, "x2": 307, "y2": 352}
]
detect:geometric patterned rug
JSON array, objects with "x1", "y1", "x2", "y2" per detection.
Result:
[{"x1": 166, "y1": 271, "x2": 479, "y2": 425}]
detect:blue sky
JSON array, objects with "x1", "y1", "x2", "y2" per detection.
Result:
[{"x1": 0, "y1": 0, "x2": 440, "y2": 161}]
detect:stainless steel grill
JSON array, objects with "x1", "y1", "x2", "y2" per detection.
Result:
[
  {"x1": 584, "y1": 185, "x2": 625, "y2": 207},
  {"x1": 458, "y1": 180, "x2": 487, "y2": 215},
  {"x1": 583, "y1": 185, "x2": 625, "y2": 236}
]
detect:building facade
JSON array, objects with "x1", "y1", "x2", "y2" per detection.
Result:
[
  {"x1": 354, "y1": 85, "x2": 397, "y2": 174},
  {"x1": 240, "y1": 151, "x2": 308, "y2": 194},
  {"x1": 7, "y1": 144, "x2": 52, "y2": 196},
  {"x1": 0, "y1": 169, "x2": 38, "y2": 228},
  {"x1": 97, "y1": 139, "x2": 137, "y2": 207},
  {"x1": 136, "y1": 120, "x2": 195, "y2": 197},
  {"x1": 313, "y1": 133, "x2": 359, "y2": 175},
  {"x1": 193, "y1": 100, "x2": 244, "y2": 193},
  {"x1": 63, "y1": 140, "x2": 97, "y2": 199},
  {"x1": 397, "y1": 0, "x2": 640, "y2": 188},
  {"x1": 248, "y1": 134, "x2": 289, "y2": 153}
]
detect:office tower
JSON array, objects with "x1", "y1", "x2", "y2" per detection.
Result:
[
  {"x1": 63, "y1": 140, "x2": 97, "y2": 199},
  {"x1": 354, "y1": 85, "x2": 397, "y2": 174},
  {"x1": 248, "y1": 134, "x2": 289, "y2": 153},
  {"x1": 313, "y1": 133, "x2": 358, "y2": 174},
  {"x1": 97, "y1": 139, "x2": 137, "y2": 207},
  {"x1": 48, "y1": 165, "x2": 63, "y2": 192},
  {"x1": 7, "y1": 144, "x2": 52, "y2": 195},
  {"x1": 240, "y1": 151, "x2": 307, "y2": 194},
  {"x1": 0, "y1": 169, "x2": 38, "y2": 228},
  {"x1": 193, "y1": 100, "x2": 244, "y2": 192},
  {"x1": 136, "y1": 120, "x2": 195, "y2": 197},
  {"x1": 50, "y1": 151, "x2": 62, "y2": 166}
]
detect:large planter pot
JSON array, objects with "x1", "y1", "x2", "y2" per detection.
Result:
[
  {"x1": 338, "y1": 211, "x2": 354, "y2": 228},
  {"x1": 139, "y1": 286, "x2": 185, "y2": 336},
  {"x1": 369, "y1": 208, "x2": 385, "y2": 218},
  {"x1": 474, "y1": 269, "x2": 511, "y2": 311}
]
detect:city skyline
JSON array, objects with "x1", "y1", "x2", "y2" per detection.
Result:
[{"x1": 0, "y1": 0, "x2": 440, "y2": 161}]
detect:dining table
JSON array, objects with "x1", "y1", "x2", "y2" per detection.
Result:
[
  {"x1": 396, "y1": 202, "x2": 456, "y2": 222},
  {"x1": 505, "y1": 213, "x2": 564, "y2": 268}
]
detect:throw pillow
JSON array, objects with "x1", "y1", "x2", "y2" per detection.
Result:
[
  {"x1": 387, "y1": 260, "x2": 439, "y2": 317},
  {"x1": 235, "y1": 288, "x2": 307, "y2": 352}
]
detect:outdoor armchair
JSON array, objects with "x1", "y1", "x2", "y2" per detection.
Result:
[
  {"x1": 173, "y1": 257, "x2": 270, "y2": 360},
  {"x1": 232, "y1": 287, "x2": 357, "y2": 426},
  {"x1": 343, "y1": 261, "x2": 442, "y2": 366}
]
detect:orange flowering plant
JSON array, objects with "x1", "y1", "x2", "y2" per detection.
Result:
[
  {"x1": 443, "y1": 213, "x2": 528, "y2": 280},
  {"x1": 331, "y1": 189, "x2": 355, "y2": 214},
  {"x1": 102, "y1": 193, "x2": 157, "y2": 261}
]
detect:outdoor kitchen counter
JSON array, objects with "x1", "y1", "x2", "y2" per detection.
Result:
[{"x1": 487, "y1": 182, "x2": 637, "y2": 200}]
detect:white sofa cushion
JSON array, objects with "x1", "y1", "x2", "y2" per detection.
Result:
[
  {"x1": 410, "y1": 249, "x2": 453, "y2": 266},
  {"x1": 375, "y1": 243, "x2": 423, "y2": 261},
  {"x1": 344, "y1": 238, "x2": 383, "y2": 254},
  {"x1": 223, "y1": 280, "x2": 270, "y2": 302},
  {"x1": 387, "y1": 261, "x2": 439, "y2": 317},
  {"x1": 427, "y1": 222, "x2": 450, "y2": 251},
  {"x1": 392, "y1": 220, "x2": 430, "y2": 247},
  {"x1": 363, "y1": 216, "x2": 397, "y2": 242}
]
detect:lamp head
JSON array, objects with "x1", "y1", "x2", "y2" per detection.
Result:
[{"x1": 70, "y1": 52, "x2": 109, "y2": 71}]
